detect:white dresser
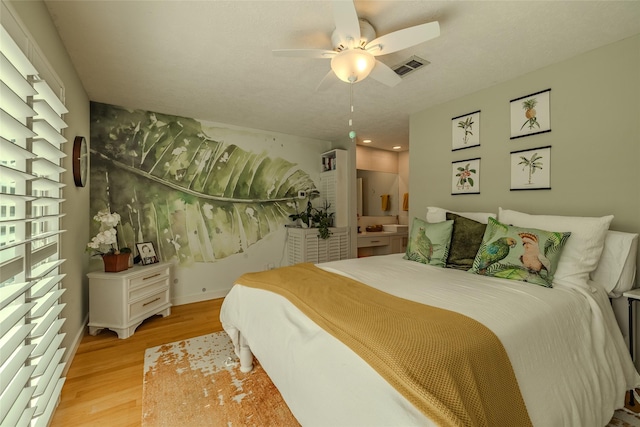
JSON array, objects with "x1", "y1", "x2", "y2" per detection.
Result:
[
  {"x1": 87, "y1": 262, "x2": 172, "y2": 339},
  {"x1": 287, "y1": 227, "x2": 349, "y2": 264}
]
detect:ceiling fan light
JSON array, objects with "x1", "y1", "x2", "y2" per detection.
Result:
[{"x1": 331, "y1": 49, "x2": 375, "y2": 83}]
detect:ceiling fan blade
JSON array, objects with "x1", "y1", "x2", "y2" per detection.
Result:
[
  {"x1": 316, "y1": 69, "x2": 340, "y2": 92},
  {"x1": 369, "y1": 60, "x2": 402, "y2": 87},
  {"x1": 332, "y1": 0, "x2": 360, "y2": 48},
  {"x1": 272, "y1": 49, "x2": 336, "y2": 59},
  {"x1": 366, "y1": 21, "x2": 440, "y2": 56}
]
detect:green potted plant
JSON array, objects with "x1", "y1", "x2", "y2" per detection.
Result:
[
  {"x1": 311, "y1": 202, "x2": 334, "y2": 239},
  {"x1": 289, "y1": 200, "x2": 314, "y2": 228},
  {"x1": 289, "y1": 200, "x2": 334, "y2": 239}
]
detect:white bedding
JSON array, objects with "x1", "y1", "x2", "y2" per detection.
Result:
[{"x1": 220, "y1": 254, "x2": 640, "y2": 426}]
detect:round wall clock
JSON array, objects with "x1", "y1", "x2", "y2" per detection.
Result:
[{"x1": 72, "y1": 136, "x2": 88, "y2": 187}]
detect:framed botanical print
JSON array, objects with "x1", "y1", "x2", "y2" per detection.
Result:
[
  {"x1": 452, "y1": 110, "x2": 480, "y2": 150},
  {"x1": 452, "y1": 158, "x2": 480, "y2": 195},
  {"x1": 510, "y1": 89, "x2": 551, "y2": 139},
  {"x1": 510, "y1": 146, "x2": 551, "y2": 190}
]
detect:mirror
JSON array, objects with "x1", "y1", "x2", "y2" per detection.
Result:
[{"x1": 357, "y1": 170, "x2": 399, "y2": 217}]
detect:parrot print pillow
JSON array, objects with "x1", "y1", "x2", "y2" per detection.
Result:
[
  {"x1": 469, "y1": 217, "x2": 571, "y2": 287},
  {"x1": 404, "y1": 217, "x2": 454, "y2": 267}
]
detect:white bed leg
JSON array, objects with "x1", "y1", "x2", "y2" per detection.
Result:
[{"x1": 239, "y1": 334, "x2": 254, "y2": 373}]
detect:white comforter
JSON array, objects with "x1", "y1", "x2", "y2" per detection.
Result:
[{"x1": 220, "y1": 254, "x2": 640, "y2": 427}]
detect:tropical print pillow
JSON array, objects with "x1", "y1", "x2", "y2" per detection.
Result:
[
  {"x1": 469, "y1": 217, "x2": 571, "y2": 287},
  {"x1": 404, "y1": 217, "x2": 453, "y2": 267}
]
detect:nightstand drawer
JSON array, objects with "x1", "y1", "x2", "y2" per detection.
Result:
[
  {"x1": 129, "y1": 276, "x2": 170, "y2": 300},
  {"x1": 129, "y1": 266, "x2": 170, "y2": 290},
  {"x1": 129, "y1": 288, "x2": 169, "y2": 320}
]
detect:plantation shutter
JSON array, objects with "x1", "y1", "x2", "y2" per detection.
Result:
[{"x1": 0, "y1": 16, "x2": 68, "y2": 427}]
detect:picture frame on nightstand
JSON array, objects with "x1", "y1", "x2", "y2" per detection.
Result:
[{"x1": 137, "y1": 242, "x2": 159, "y2": 265}]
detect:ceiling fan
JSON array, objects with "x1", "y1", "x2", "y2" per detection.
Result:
[{"x1": 273, "y1": 0, "x2": 440, "y2": 90}]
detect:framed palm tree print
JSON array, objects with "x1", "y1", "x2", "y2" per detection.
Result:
[
  {"x1": 510, "y1": 146, "x2": 551, "y2": 190},
  {"x1": 452, "y1": 110, "x2": 480, "y2": 150}
]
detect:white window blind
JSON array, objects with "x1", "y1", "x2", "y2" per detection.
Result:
[{"x1": 0, "y1": 21, "x2": 68, "y2": 427}]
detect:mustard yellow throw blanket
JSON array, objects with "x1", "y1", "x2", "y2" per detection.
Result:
[{"x1": 237, "y1": 263, "x2": 532, "y2": 427}]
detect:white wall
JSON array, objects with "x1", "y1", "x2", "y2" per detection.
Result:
[
  {"x1": 356, "y1": 145, "x2": 399, "y2": 173},
  {"x1": 398, "y1": 150, "x2": 409, "y2": 225},
  {"x1": 331, "y1": 137, "x2": 358, "y2": 258}
]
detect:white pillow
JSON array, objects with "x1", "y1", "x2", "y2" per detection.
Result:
[
  {"x1": 498, "y1": 208, "x2": 613, "y2": 286},
  {"x1": 426, "y1": 207, "x2": 496, "y2": 224},
  {"x1": 591, "y1": 231, "x2": 638, "y2": 297}
]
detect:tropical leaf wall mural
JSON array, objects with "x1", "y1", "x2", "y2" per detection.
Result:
[{"x1": 90, "y1": 102, "x2": 317, "y2": 265}]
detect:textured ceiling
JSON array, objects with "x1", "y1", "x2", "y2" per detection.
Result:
[{"x1": 44, "y1": 0, "x2": 640, "y2": 152}]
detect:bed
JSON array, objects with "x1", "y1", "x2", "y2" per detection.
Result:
[{"x1": 220, "y1": 207, "x2": 640, "y2": 426}]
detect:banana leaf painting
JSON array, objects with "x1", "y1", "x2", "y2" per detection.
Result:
[{"x1": 90, "y1": 102, "x2": 316, "y2": 265}]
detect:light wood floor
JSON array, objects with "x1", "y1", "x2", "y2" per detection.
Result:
[
  {"x1": 50, "y1": 298, "x2": 224, "y2": 426},
  {"x1": 50, "y1": 297, "x2": 638, "y2": 426}
]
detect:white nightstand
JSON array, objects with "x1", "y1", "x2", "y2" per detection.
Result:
[
  {"x1": 623, "y1": 288, "x2": 640, "y2": 405},
  {"x1": 88, "y1": 262, "x2": 172, "y2": 339}
]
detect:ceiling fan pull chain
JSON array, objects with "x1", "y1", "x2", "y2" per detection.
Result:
[
  {"x1": 349, "y1": 83, "x2": 356, "y2": 141},
  {"x1": 350, "y1": 82, "x2": 353, "y2": 123},
  {"x1": 349, "y1": 82, "x2": 354, "y2": 128}
]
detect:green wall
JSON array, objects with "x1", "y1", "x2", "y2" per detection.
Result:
[{"x1": 409, "y1": 35, "x2": 640, "y2": 285}]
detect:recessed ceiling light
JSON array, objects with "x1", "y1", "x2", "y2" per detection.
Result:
[
  {"x1": 363, "y1": 139, "x2": 372, "y2": 143},
  {"x1": 392, "y1": 145, "x2": 401, "y2": 150}
]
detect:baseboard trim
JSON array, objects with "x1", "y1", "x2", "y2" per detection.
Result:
[
  {"x1": 171, "y1": 288, "x2": 229, "y2": 306},
  {"x1": 61, "y1": 311, "x2": 89, "y2": 377}
]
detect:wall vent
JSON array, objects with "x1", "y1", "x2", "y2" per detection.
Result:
[{"x1": 392, "y1": 55, "x2": 430, "y2": 77}]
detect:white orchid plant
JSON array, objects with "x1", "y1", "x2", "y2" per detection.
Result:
[{"x1": 87, "y1": 209, "x2": 123, "y2": 256}]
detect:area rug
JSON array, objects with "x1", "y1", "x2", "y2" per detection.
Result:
[
  {"x1": 143, "y1": 331, "x2": 638, "y2": 426},
  {"x1": 609, "y1": 407, "x2": 640, "y2": 427},
  {"x1": 142, "y1": 331, "x2": 299, "y2": 426}
]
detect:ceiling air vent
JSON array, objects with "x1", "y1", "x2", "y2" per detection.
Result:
[{"x1": 392, "y1": 55, "x2": 430, "y2": 77}]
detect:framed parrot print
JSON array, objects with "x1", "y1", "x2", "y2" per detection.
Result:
[
  {"x1": 510, "y1": 89, "x2": 551, "y2": 139},
  {"x1": 451, "y1": 158, "x2": 480, "y2": 195},
  {"x1": 452, "y1": 110, "x2": 480, "y2": 151},
  {"x1": 510, "y1": 146, "x2": 551, "y2": 190}
]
